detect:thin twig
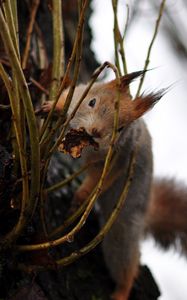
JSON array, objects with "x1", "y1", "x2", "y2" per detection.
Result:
[
  {"x1": 46, "y1": 163, "x2": 92, "y2": 238},
  {"x1": 119, "y1": 5, "x2": 129, "y2": 75},
  {"x1": 136, "y1": 0, "x2": 166, "y2": 97},
  {"x1": 22, "y1": 0, "x2": 40, "y2": 69},
  {"x1": 3, "y1": 0, "x2": 19, "y2": 57},
  {"x1": 11, "y1": 0, "x2": 19, "y2": 49},
  {"x1": 123, "y1": 4, "x2": 130, "y2": 40},
  {"x1": 30, "y1": 77, "x2": 49, "y2": 95},
  {"x1": 112, "y1": 0, "x2": 122, "y2": 76},
  {"x1": 39, "y1": 156, "x2": 52, "y2": 238},
  {"x1": 4, "y1": 0, "x2": 25, "y2": 175},
  {"x1": 34, "y1": 21, "x2": 49, "y2": 68},
  {"x1": 38, "y1": 1, "x2": 65, "y2": 235},
  {"x1": 48, "y1": 0, "x2": 64, "y2": 101},
  {"x1": 112, "y1": 0, "x2": 128, "y2": 76},
  {"x1": 46, "y1": 163, "x2": 90, "y2": 194},
  {"x1": 48, "y1": 185, "x2": 97, "y2": 239}
]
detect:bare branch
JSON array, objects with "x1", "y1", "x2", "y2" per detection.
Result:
[
  {"x1": 136, "y1": 0, "x2": 166, "y2": 97},
  {"x1": 22, "y1": 0, "x2": 40, "y2": 69}
]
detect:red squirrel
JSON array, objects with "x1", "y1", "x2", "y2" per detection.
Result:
[{"x1": 42, "y1": 71, "x2": 187, "y2": 300}]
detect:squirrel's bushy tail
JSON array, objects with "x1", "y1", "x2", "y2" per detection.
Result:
[{"x1": 145, "y1": 178, "x2": 187, "y2": 255}]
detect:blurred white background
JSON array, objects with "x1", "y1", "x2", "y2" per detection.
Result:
[{"x1": 90, "y1": 0, "x2": 187, "y2": 299}]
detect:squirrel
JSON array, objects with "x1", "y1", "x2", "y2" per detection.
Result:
[{"x1": 41, "y1": 71, "x2": 187, "y2": 300}]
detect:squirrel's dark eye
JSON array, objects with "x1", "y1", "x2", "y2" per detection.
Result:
[{"x1": 88, "y1": 98, "x2": 96, "y2": 108}]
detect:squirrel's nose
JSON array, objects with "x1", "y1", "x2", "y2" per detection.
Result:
[{"x1": 91, "y1": 128, "x2": 101, "y2": 138}]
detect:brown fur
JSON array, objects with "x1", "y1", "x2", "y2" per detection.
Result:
[
  {"x1": 131, "y1": 92, "x2": 162, "y2": 121},
  {"x1": 112, "y1": 250, "x2": 140, "y2": 300},
  {"x1": 108, "y1": 70, "x2": 147, "y2": 90},
  {"x1": 102, "y1": 72, "x2": 163, "y2": 125},
  {"x1": 145, "y1": 178, "x2": 187, "y2": 254},
  {"x1": 42, "y1": 71, "x2": 163, "y2": 130}
]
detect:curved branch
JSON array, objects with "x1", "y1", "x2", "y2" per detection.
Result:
[{"x1": 18, "y1": 145, "x2": 137, "y2": 270}]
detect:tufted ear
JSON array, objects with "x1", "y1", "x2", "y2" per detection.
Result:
[
  {"x1": 118, "y1": 90, "x2": 165, "y2": 129},
  {"x1": 130, "y1": 90, "x2": 165, "y2": 121},
  {"x1": 106, "y1": 70, "x2": 147, "y2": 91},
  {"x1": 119, "y1": 70, "x2": 147, "y2": 90}
]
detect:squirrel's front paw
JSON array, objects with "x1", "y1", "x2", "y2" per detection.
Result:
[
  {"x1": 35, "y1": 101, "x2": 53, "y2": 116},
  {"x1": 41, "y1": 101, "x2": 53, "y2": 113}
]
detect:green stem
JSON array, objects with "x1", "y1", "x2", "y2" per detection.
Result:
[
  {"x1": 46, "y1": 163, "x2": 90, "y2": 194},
  {"x1": 0, "y1": 9, "x2": 40, "y2": 244},
  {"x1": 112, "y1": 0, "x2": 129, "y2": 77},
  {"x1": 0, "y1": 63, "x2": 29, "y2": 245},
  {"x1": 38, "y1": 0, "x2": 65, "y2": 235},
  {"x1": 3, "y1": 0, "x2": 22, "y2": 171},
  {"x1": 22, "y1": 0, "x2": 40, "y2": 69},
  {"x1": 48, "y1": 0, "x2": 64, "y2": 101},
  {"x1": 10, "y1": 0, "x2": 19, "y2": 45},
  {"x1": 119, "y1": 5, "x2": 129, "y2": 75},
  {"x1": 136, "y1": 0, "x2": 166, "y2": 97},
  {"x1": 112, "y1": 0, "x2": 122, "y2": 76},
  {"x1": 7, "y1": 0, "x2": 26, "y2": 148},
  {"x1": 123, "y1": 4, "x2": 129, "y2": 40},
  {"x1": 3, "y1": 0, "x2": 19, "y2": 57},
  {"x1": 39, "y1": 0, "x2": 88, "y2": 145}
]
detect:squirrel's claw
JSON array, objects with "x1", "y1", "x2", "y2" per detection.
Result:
[{"x1": 35, "y1": 101, "x2": 54, "y2": 116}]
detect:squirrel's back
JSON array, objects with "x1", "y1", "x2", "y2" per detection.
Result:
[{"x1": 97, "y1": 119, "x2": 153, "y2": 299}]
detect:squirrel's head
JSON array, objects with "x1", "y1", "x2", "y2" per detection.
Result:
[{"x1": 64, "y1": 71, "x2": 164, "y2": 149}]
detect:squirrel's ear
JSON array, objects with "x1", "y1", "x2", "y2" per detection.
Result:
[
  {"x1": 119, "y1": 70, "x2": 147, "y2": 90},
  {"x1": 130, "y1": 91, "x2": 164, "y2": 120},
  {"x1": 106, "y1": 70, "x2": 147, "y2": 91}
]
